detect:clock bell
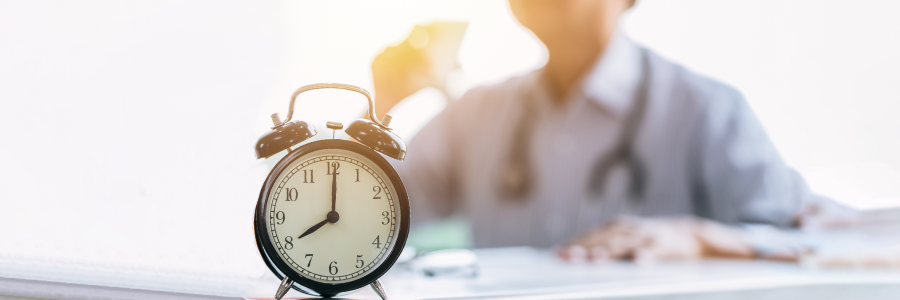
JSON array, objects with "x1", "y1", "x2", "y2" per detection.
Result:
[{"x1": 254, "y1": 83, "x2": 407, "y2": 161}]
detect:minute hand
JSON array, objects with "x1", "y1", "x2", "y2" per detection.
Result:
[{"x1": 331, "y1": 163, "x2": 338, "y2": 212}]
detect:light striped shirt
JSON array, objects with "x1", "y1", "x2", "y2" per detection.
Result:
[{"x1": 393, "y1": 32, "x2": 812, "y2": 248}]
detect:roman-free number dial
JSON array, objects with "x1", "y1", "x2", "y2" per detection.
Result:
[
  {"x1": 255, "y1": 139, "x2": 409, "y2": 299},
  {"x1": 269, "y1": 149, "x2": 398, "y2": 282}
]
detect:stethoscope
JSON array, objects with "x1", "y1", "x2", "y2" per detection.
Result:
[{"x1": 499, "y1": 49, "x2": 651, "y2": 203}]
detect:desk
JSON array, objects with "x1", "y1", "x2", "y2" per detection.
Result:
[
  {"x1": 246, "y1": 247, "x2": 900, "y2": 300},
  {"x1": 3, "y1": 247, "x2": 900, "y2": 300}
]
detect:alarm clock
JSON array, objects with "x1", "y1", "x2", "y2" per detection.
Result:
[{"x1": 253, "y1": 83, "x2": 410, "y2": 300}]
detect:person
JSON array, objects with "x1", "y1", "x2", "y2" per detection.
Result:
[{"x1": 372, "y1": 0, "x2": 822, "y2": 262}]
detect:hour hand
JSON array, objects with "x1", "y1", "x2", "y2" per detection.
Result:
[{"x1": 298, "y1": 218, "x2": 329, "y2": 239}]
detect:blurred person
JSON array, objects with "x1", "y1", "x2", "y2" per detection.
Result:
[{"x1": 373, "y1": 0, "x2": 829, "y2": 262}]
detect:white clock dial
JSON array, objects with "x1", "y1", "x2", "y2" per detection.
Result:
[{"x1": 265, "y1": 148, "x2": 400, "y2": 283}]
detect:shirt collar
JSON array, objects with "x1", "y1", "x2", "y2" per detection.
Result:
[
  {"x1": 579, "y1": 31, "x2": 643, "y2": 117},
  {"x1": 527, "y1": 31, "x2": 643, "y2": 117}
]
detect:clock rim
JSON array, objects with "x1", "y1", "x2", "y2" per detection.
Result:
[{"x1": 254, "y1": 139, "x2": 410, "y2": 297}]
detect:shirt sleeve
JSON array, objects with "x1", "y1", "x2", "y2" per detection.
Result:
[
  {"x1": 390, "y1": 96, "x2": 464, "y2": 226},
  {"x1": 693, "y1": 85, "x2": 809, "y2": 227}
]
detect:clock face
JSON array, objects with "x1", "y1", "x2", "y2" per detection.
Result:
[{"x1": 264, "y1": 148, "x2": 401, "y2": 284}]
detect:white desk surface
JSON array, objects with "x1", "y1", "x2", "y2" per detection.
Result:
[
  {"x1": 245, "y1": 247, "x2": 900, "y2": 300},
  {"x1": 3, "y1": 247, "x2": 900, "y2": 300}
]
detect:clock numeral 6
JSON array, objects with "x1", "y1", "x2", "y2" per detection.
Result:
[
  {"x1": 329, "y1": 261, "x2": 338, "y2": 275},
  {"x1": 284, "y1": 236, "x2": 293, "y2": 250},
  {"x1": 275, "y1": 211, "x2": 286, "y2": 224},
  {"x1": 284, "y1": 188, "x2": 298, "y2": 201},
  {"x1": 356, "y1": 255, "x2": 364, "y2": 268}
]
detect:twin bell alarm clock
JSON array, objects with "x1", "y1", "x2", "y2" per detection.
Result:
[{"x1": 253, "y1": 83, "x2": 410, "y2": 300}]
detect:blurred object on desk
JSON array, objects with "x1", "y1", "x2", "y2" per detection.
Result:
[
  {"x1": 397, "y1": 246, "x2": 419, "y2": 265},
  {"x1": 787, "y1": 163, "x2": 900, "y2": 270},
  {"x1": 406, "y1": 216, "x2": 472, "y2": 252},
  {"x1": 410, "y1": 249, "x2": 478, "y2": 278},
  {"x1": 800, "y1": 163, "x2": 900, "y2": 229},
  {"x1": 798, "y1": 221, "x2": 900, "y2": 270},
  {"x1": 803, "y1": 243, "x2": 900, "y2": 270}
]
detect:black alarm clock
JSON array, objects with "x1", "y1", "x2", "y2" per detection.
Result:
[{"x1": 253, "y1": 83, "x2": 410, "y2": 300}]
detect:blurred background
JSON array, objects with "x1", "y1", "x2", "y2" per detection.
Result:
[{"x1": 1, "y1": 0, "x2": 900, "y2": 296}]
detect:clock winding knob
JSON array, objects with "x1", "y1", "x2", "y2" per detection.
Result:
[
  {"x1": 327, "y1": 121, "x2": 343, "y2": 139},
  {"x1": 381, "y1": 114, "x2": 393, "y2": 127},
  {"x1": 326, "y1": 121, "x2": 343, "y2": 130},
  {"x1": 271, "y1": 113, "x2": 282, "y2": 126}
]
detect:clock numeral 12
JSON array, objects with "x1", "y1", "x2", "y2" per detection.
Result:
[{"x1": 326, "y1": 162, "x2": 340, "y2": 175}]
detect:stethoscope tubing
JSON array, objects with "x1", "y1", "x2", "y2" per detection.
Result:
[{"x1": 499, "y1": 49, "x2": 652, "y2": 203}]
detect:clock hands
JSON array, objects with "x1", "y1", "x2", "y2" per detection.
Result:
[
  {"x1": 298, "y1": 218, "x2": 329, "y2": 239},
  {"x1": 297, "y1": 210, "x2": 340, "y2": 239},
  {"x1": 331, "y1": 162, "x2": 338, "y2": 212},
  {"x1": 298, "y1": 162, "x2": 341, "y2": 240}
]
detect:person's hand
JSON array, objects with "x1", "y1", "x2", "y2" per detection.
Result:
[
  {"x1": 371, "y1": 40, "x2": 431, "y2": 117},
  {"x1": 794, "y1": 197, "x2": 858, "y2": 230},
  {"x1": 556, "y1": 216, "x2": 799, "y2": 263},
  {"x1": 371, "y1": 22, "x2": 467, "y2": 118}
]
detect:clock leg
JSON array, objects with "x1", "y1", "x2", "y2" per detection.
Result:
[
  {"x1": 370, "y1": 279, "x2": 389, "y2": 300},
  {"x1": 275, "y1": 277, "x2": 293, "y2": 300}
]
